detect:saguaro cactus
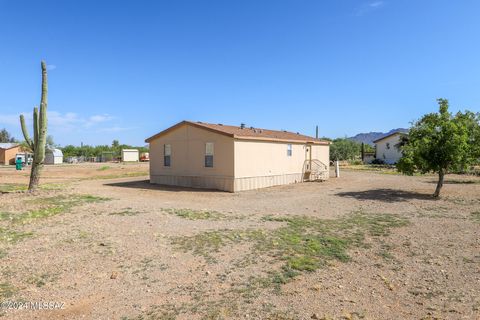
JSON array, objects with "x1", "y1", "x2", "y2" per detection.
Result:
[{"x1": 20, "y1": 61, "x2": 48, "y2": 192}]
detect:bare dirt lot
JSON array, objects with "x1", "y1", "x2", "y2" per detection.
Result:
[{"x1": 0, "y1": 163, "x2": 479, "y2": 320}]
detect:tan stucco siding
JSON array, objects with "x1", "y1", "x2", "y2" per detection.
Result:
[
  {"x1": 0, "y1": 147, "x2": 20, "y2": 165},
  {"x1": 233, "y1": 140, "x2": 329, "y2": 191},
  {"x1": 375, "y1": 134, "x2": 403, "y2": 164},
  {"x1": 311, "y1": 144, "x2": 330, "y2": 174},
  {"x1": 149, "y1": 124, "x2": 235, "y2": 191}
]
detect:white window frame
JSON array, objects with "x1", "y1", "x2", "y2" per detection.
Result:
[
  {"x1": 164, "y1": 144, "x2": 171, "y2": 167},
  {"x1": 287, "y1": 144, "x2": 292, "y2": 157},
  {"x1": 205, "y1": 142, "x2": 214, "y2": 167}
]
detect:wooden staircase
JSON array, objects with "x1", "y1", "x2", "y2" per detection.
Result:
[{"x1": 302, "y1": 159, "x2": 328, "y2": 182}]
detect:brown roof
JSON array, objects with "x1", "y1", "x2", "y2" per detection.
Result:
[{"x1": 145, "y1": 121, "x2": 330, "y2": 145}]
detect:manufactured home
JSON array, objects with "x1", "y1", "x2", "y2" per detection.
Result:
[{"x1": 145, "y1": 121, "x2": 330, "y2": 192}]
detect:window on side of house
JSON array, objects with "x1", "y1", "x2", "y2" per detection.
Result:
[
  {"x1": 287, "y1": 144, "x2": 292, "y2": 156},
  {"x1": 164, "y1": 144, "x2": 171, "y2": 167},
  {"x1": 386, "y1": 142, "x2": 391, "y2": 150},
  {"x1": 205, "y1": 142, "x2": 214, "y2": 167}
]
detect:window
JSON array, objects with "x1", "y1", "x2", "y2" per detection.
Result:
[
  {"x1": 287, "y1": 144, "x2": 292, "y2": 156},
  {"x1": 164, "y1": 144, "x2": 171, "y2": 166},
  {"x1": 205, "y1": 142, "x2": 214, "y2": 167},
  {"x1": 386, "y1": 143, "x2": 391, "y2": 150}
]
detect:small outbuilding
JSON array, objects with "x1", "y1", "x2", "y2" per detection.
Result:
[
  {"x1": 45, "y1": 148, "x2": 63, "y2": 165},
  {"x1": 122, "y1": 149, "x2": 139, "y2": 162},
  {"x1": 0, "y1": 143, "x2": 21, "y2": 165},
  {"x1": 145, "y1": 121, "x2": 330, "y2": 192}
]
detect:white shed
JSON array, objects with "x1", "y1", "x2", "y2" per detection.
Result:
[
  {"x1": 45, "y1": 148, "x2": 63, "y2": 165},
  {"x1": 122, "y1": 149, "x2": 139, "y2": 162}
]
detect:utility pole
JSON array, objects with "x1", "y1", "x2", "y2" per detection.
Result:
[{"x1": 315, "y1": 125, "x2": 318, "y2": 139}]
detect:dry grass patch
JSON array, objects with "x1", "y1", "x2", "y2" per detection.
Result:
[
  {"x1": 0, "y1": 282, "x2": 16, "y2": 299},
  {"x1": 0, "y1": 183, "x2": 66, "y2": 194},
  {"x1": 86, "y1": 171, "x2": 148, "y2": 180},
  {"x1": 27, "y1": 272, "x2": 58, "y2": 288},
  {"x1": 471, "y1": 211, "x2": 480, "y2": 223},
  {"x1": 151, "y1": 212, "x2": 407, "y2": 319},
  {"x1": 173, "y1": 211, "x2": 408, "y2": 283},
  {"x1": 110, "y1": 207, "x2": 142, "y2": 216},
  {"x1": 0, "y1": 194, "x2": 111, "y2": 224},
  {"x1": 164, "y1": 208, "x2": 245, "y2": 221},
  {"x1": 0, "y1": 228, "x2": 33, "y2": 244}
]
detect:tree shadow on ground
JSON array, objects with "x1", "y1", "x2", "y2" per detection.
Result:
[
  {"x1": 425, "y1": 179, "x2": 480, "y2": 185},
  {"x1": 104, "y1": 179, "x2": 225, "y2": 193},
  {"x1": 335, "y1": 188, "x2": 434, "y2": 203}
]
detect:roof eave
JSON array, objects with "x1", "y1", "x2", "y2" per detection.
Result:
[
  {"x1": 145, "y1": 120, "x2": 235, "y2": 143},
  {"x1": 373, "y1": 132, "x2": 407, "y2": 144},
  {"x1": 233, "y1": 135, "x2": 330, "y2": 145}
]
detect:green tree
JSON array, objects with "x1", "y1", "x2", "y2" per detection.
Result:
[
  {"x1": 0, "y1": 128, "x2": 16, "y2": 143},
  {"x1": 397, "y1": 99, "x2": 480, "y2": 198},
  {"x1": 46, "y1": 135, "x2": 56, "y2": 148},
  {"x1": 330, "y1": 138, "x2": 361, "y2": 161}
]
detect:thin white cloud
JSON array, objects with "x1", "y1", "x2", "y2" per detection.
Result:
[
  {"x1": 0, "y1": 114, "x2": 20, "y2": 125},
  {"x1": 47, "y1": 64, "x2": 57, "y2": 71},
  {"x1": 369, "y1": 1, "x2": 384, "y2": 8},
  {"x1": 355, "y1": 1, "x2": 385, "y2": 16},
  {"x1": 0, "y1": 111, "x2": 115, "y2": 132},
  {"x1": 97, "y1": 126, "x2": 134, "y2": 133},
  {"x1": 87, "y1": 114, "x2": 113, "y2": 127}
]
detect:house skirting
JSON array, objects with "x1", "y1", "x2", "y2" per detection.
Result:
[
  {"x1": 150, "y1": 175, "x2": 235, "y2": 192},
  {"x1": 150, "y1": 172, "x2": 315, "y2": 192},
  {"x1": 233, "y1": 173, "x2": 304, "y2": 192}
]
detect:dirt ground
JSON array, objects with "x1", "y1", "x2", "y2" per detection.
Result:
[{"x1": 0, "y1": 163, "x2": 479, "y2": 320}]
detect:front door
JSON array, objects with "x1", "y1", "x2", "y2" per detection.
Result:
[
  {"x1": 304, "y1": 145, "x2": 312, "y2": 181},
  {"x1": 305, "y1": 145, "x2": 312, "y2": 169}
]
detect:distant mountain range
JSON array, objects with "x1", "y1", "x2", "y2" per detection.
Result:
[{"x1": 348, "y1": 128, "x2": 408, "y2": 146}]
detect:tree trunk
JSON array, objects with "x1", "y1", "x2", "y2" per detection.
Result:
[
  {"x1": 28, "y1": 161, "x2": 42, "y2": 192},
  {"x1": 433, "y1": 170, "x2": 445, "y2": 198}
]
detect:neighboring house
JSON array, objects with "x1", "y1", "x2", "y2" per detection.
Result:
[
  {"x1": 0, "y1": 143, "x2": 21, "y2": 165},
  {"x1": 145, "y1": 121, "x2": 330, "y2": 192},
  {"x1": 45, "y1": 148, "x2": 63, "y2": 165},
  {"x1": 373, "y1": 131, "x2": 407, "y2": 164},
  {"x1": 122, "y1": 149, "x2": 139, "y2": 162}
]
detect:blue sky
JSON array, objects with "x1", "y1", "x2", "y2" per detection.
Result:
[{"x1": 0, "y1": 0, "x2": 479, "y2": 146}]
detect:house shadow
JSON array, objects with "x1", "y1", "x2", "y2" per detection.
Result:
[
  {"x1": 103, "y1": 179, "x2": 225, "y2": 193},
  {"x1": 335, "y1": 188, "x2": 434, "y2": 203}
]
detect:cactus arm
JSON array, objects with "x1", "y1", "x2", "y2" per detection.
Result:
[
  {"x1": 20, "y1": 114, "x2": 34, "y2": 150},
  {"x1": 33, "y1": 106, "x2": 39, "y2": 147},
  {"x1": 40, "y1": 61, "x2": 48, "y2": 108}
]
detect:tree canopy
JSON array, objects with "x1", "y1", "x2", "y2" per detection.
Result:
[
  {"x1": 330, "y1": 138, "x2": 363, "y2": 161},
  {"x1": 397, "y1": 99, "x2": 480, "y2": 197},
  {"x1": 61, "y1": 141, "x2": 148, "y2": 158},
  {"x1": 0, "y1": 128, "x2": 16, "y2": 143}
]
